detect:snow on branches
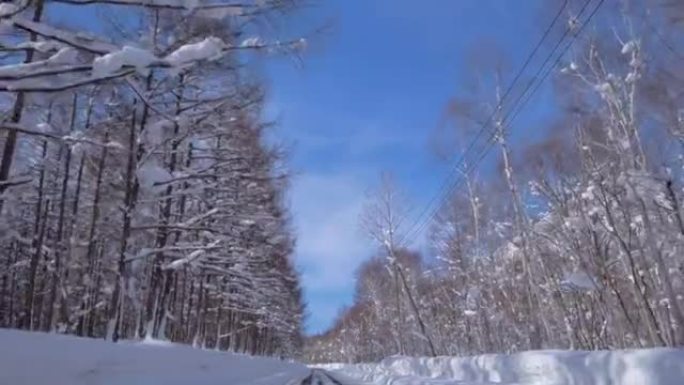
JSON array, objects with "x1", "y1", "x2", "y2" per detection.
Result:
[{"x1": 0, "y1": 0, "x2": 304, "y2": 357}]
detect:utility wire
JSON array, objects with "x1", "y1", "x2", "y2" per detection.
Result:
[
  {"x1": 392, "y1": 0, "x2": 570, "y2": 246},
  {"x1": 396, "y1": 0, "x2": 605, "y2": 249},
  {"x1": 505, "y1": 0, "x2": 605, "y2": 129},
  {"x1": 396, "y1": 0, "x2": 582, "y2": 247},
  {"x1": 641, "y1": 13, "x2": 684, "y2": 59}
]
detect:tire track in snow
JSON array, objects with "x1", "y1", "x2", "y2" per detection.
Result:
[{"x1": 301, "y1": 369, "x2": 354, "y2": 385}]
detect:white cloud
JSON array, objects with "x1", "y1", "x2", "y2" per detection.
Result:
[{"x1": 289, "y1": 173, "x2": 374, "y2": 293}]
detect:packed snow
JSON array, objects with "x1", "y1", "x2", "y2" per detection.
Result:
[
  {"x1": 165, "y1": 37, "x2": 225, "y2": 66},
  {"x1": 321, "y1": 349, "x2": 684, "y2": 385},
  {"x1": 0, "y1": 329, "x2": 310, "y2": 385},
  {"x1": 241, "y1": 37, "x2": 264, "y2": 48},
  {"x1": 47, "y1": 47, "x2": 79, "y2": 65},
  {"x1": 0, "y1": 3, "x2": 18, "y2": 18},
  {"x1": 560, "y1": 270, "x2": 600, "y2": 292},
  {"x1": 16, "y1": 40, "x2": 63, "y2": 53},
  {"x1": 621, "y1": 40, "x2": 639, "y2": 55},
  {"x1": 137, "y1": 161, "x2": 174, "y2": 190},
  {"x1": 92, "y1": 46, "x2": 158, "y2": 77}
]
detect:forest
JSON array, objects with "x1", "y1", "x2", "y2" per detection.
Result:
[
  {"x1": 1, "y1": 0, "x2": 684, "y2": 370},
  {"x1": 0, "y1": 0, "x2": 305, "y2": 357},
  {"x1": 304, "y1": 0, "x2": 684, "y2": 363}
]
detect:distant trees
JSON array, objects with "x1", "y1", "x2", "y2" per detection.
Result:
[
  {"x1": 359, "y1": 174, "x2": 437, "y2": 357},
  {"x1": 304, "y1": 1, "x2": 684, "y2": 363},
  {"x1": 0, "y1": 0, "x2": 304, "y2": 357}
]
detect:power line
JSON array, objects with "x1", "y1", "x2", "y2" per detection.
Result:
[
  {"x1": 396, "y1": 0, "x2": 605, "y2": 249},
  {"x1": 505, "y1": 0, "x2": 605, "y2": 128},
  {"x1": 642, "y1": 14, "x2": 684, "y2": 60},
  {"x1": 392, "y1": 0, "x2": 570, "y2": 245},
  {"x1": 413, "y1": 0, "x2": 606, "y2": 246},
  {"x1": 396, "y1": 0, "x2": 581, "y2": 247},
  {"x1": 498, "y1": 0, "x2": 594, "y2": 131}
]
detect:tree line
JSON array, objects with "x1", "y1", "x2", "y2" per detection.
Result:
[
  {"x1": 305, "y1": 0, "x2": 684, "y2": 363},
  {"x1": 0, "y1": 0, "x2": 305, "y2": 357}
]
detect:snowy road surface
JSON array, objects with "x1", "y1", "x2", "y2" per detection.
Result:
[
  {"x1": 2, "y1": 329, "x2": 683, "y2": 385},
  {"x1": 0, "y1": 329, "x2": 309, "y2": 385},
  {"x1": 301, "y1": 369, "x2": 353, "y2": 385}
]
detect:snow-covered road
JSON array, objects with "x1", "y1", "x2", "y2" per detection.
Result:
[
  {"x1": 2, "y1": 329, "x2": 683, "y2": 385},
  {"x1": 301, "y1": 369, "x2": 347, "y2": 385},
  {"x1": 0, "y1": 329, "x2": 310, "y2": 385}
]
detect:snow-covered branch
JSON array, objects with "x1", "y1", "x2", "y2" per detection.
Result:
[{"x1": 51, "y1": 0, "x2": 249, "y2": 12}]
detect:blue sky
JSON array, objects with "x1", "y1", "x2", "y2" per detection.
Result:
[{"x1": 263, "y1": 0, "x2": 555, "y2": 334}]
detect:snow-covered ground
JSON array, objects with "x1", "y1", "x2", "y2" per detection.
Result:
[
  {"x1": 321, "y1": 349, "x2": 684, "y2": 385},
  {"x1": 4, "y1": 329, "x2": 683, "y2": 385},
  {"x1": 0, "y1": 329, "x2": 309, "y2": 385}
]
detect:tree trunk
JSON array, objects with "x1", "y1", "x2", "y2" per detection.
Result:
[
  {"x1": 22, "y1": 140, "x2": 49, "y2": 330},
  {"x1": 391, "y1": 254, "x2": 437, "y2": 356},
  {"x1": 107, "y1": 105, "x2": 140, "y2": 342},
  {"x1": 0, "y1": 0, "x2": 46, "y2": 214},
  {"x1": 45, "y1": 94, "x2": 79, "y2": 332},
  {"x1": 79, "y1": 130, "x2": 109, "y2": 334}
]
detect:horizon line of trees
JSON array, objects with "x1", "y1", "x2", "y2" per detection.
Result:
[
  {"x1": 304, "y1": 0, "x2": 684, "y2": 363},
  {"x1": 0, "y1": 0, "x2": 306, "y2": 357}
]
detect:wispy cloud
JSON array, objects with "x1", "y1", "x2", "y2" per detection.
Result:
[
  {"x1": 290, "y1": 173, "x2": 372, "y2": 290},
  {"x1": 288, "y1": 172, "x2": 376, "y2": 333}
]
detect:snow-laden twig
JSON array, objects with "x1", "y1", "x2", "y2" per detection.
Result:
[
  {"x1": 12, "y1": 18, "x2": 118, "y2": 54},
  {"x1": 162, "y1": 240, "x2": 221, "y2": 270},
  {"x1": 0, "y1": 68, "x2": 135, "y2": 92},
  {"x1": 51, "y1": 0, "x2": 249, "y2": 12},
  {"x1": 0, "y1": 122, "x2": 63, "y2": 140}
]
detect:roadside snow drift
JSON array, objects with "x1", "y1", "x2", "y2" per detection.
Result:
[
  {"x1": 323, "y1": 349, "x2": 684, "y2": 385},
  {"x1": 0, "y1": 329, "x2": 309, "y2": 385}
]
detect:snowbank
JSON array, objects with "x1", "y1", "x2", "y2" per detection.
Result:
[
  {"x1": 0, "y1": 329, "x2": 309, "y2": 385},
  {"x1": 322, "y1": 349, "x2": 684, "y2": 385}
]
